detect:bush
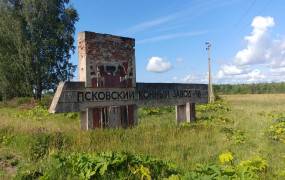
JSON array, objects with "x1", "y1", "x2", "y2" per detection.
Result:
[
  {"x1": 16, "y1": 97, "x2": 33, "y2": 106},
  {"x1": 64, "y1": 112, "x2": 79, "y2": 119},
  {"x1": 17, "y1": 151, "x2": 179, "y2": 179},
  {"x1": 29, "y1": 131, "x2": 70, "y2": 160},
  {"x1": 51, "y1": 131, "x2": 70, "y2": 151},
  {"x1": 139, "y1": 106, "x2": 174, "y2": 117},
  {"x1": 38, "y1": 95, "x2": 53, "y2": 109},
  {"x1": 29, "y1": 132, "x2": 51, "y2": 160},
  {"x1": 221, "y1": 127, "x2": 247, "y2": 144},
  {"x1": 267, "y1": 116, "x2": 285, "y2": 143},
  {"x1": 183, "y1": 153, "x2": 267, "y2": 179},
  {"x1": 15, "y1": 105, "x2": 50, "y2": 121},
  {"x1": 0, "y1": 127, "x2": 14, "y2": 146},
  {"x1": 17, "y1": 150, "x2": 270, "y2": 180},
  {"x1": 197, "y1": 100, "x2": 230, "y2": 113}
]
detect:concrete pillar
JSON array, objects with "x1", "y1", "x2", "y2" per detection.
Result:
[
  {"x1": 186, "y1": 103, "x2": 196, "y2": 122},
  {"x1": 80, "y1": 108, "x2": 93, "y2": 130},
  {"x1": 176, "y1": 103, "x2": 196, "y2": 123},
  {"x1": 80, "y1": 111, "x2": 87, "y2": 130},
  {"x1": 108, "y1": 106, "x2": 122, "y2": 128},
  {"x1": 127, "y1": 105, "x2": 138, "y2": 127},
  {"x1": 132, "y1": 105, "x2": 138, "y2": 126},
  {"x1": 176, "y1": 104, "x2": 186, "y2": 123}
]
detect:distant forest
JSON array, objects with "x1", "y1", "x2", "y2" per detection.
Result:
[{"x1": 214, "y1": 82, "x2": 285, "y2": 94}]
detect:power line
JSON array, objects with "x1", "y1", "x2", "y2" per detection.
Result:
[
  {"x1": 234, "y1": 0, "x2": 272, "y2": 36},
  {"x1": 233, "y1": 0, "x2": 257, "y2": 30}
]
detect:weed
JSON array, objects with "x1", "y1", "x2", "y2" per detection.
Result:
[
  {"x1": 51, "y1": 131, "x2": 70, "y2": 151},
  {"x1": 267, "y1": 116, "x2": 285, "y2": 143},
  {"x1": 221, "y1": 127, "x2": 247, "y2": 144},
  {"x1": 196, "y1": 100, "x2": 230, "y2": 113},
  {"x1": 17, "y1": 151, "x2": 179, "y2": 179},
  {"x1": 219, "y1": 152, "x2": 233, "y2": 164},
  {"x1": 15, "y1": 105, "x2": 50, "y2": 121},
  {"x1": 0, "y1": 94, "x2": 284, "y2": 178},
  {"x1": 183, "y1": 154, "x2": 267, "y2": 179},
  {"x1": 29, "y1": 132, "x2": 51, "y2": 160},
  {"x1": 16, "y1": 97, "x2": 32, "y2": 106},
  {"x1": 37, "y1": 95, "x2": 52, "y2": 108},
  {"x1": 64, "y1": 112, "x2": 79, "y2": 119},
  {"x1": 139, "y1": 106, "x2": 174, "y2": 117},
  {"x1": 0, "y1": 127, "x2": 14, "y2": 146}
]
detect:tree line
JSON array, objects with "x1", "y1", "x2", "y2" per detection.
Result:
[
  {"x1": 214, "y1": 82, "x2": 285, "y2": 95},
  {"x1": 0, "y1": 0, "x2": 78, "y2": 100}
]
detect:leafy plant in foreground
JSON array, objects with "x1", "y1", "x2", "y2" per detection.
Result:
[
  {"x1": 196, "y1": 100, "x2": 231, "y2": 113},
  {"x1": 267, "y1": 116, "x2": 285, "y2": 143},
  {"x1": 183, "y1": 152, "x2": 268, "y2": 180},
  {"x1": 221, "y1": 127, "x2": 247, "y2": 144},
  {"x1": 139, "y1": 106, "x2": 174, "y2": 117},
  {"x1": 17, "y1": 151, "x2": 179, "y2": 179},
  {"x1": 29, "y1": 131, "x2": 70, "y2": 161}
]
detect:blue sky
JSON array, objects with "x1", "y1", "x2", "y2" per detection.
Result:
[{"x1": 69, "y1": 0, "x2": 285, "y2": 84}]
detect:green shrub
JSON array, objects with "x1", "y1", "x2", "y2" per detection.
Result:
[
  {"x1": 51, "y1": 132, "x2": 70, "y2": 151},
  {"x1": 38, "y1": 95, "x2": 53, "y2": 109},
  {"x1": 16, "y1": 97, "x2": 32, "y2": 106},
  {"x1": 18, "y1": 151, "x2": 179, "y2": 179},
  {"x1": 237, "y1": 156, "x2": 268, "y2": 173},
  {"x1": 29, "y1": 131, "x2": 70, "y2": 160},
  {"x1": 278, "y1": 170, "x2": 285, "y2": 178},
  {"x1": 267, "y1": 117, "x2": 285, "y2": 143},
  {"x1": 15, "y1": 105, "x2": 50, "y2": 121},
  {"x1": 15, "y1": 166, "x2": 44, "y2": 180},
  {"x1": 64, "y1": 112, "x2": 79, "y2": 119},
  {"x1": 182, "y1": 154, "x2": 267, "y2": 179},
  {"x1": 139, "y1": 106, "x2": 174, "y2": 117},
  {"x1": 197, "y1": 100, "x2": 230, "y2": 113},
  {"x1": 29, "y1": 132, "x2": 51, "y2": 160},
  {"x1": 221, "y1": 127, "x2": 247, "y2": 144},
  {"x1": 267, "y1": 112, "x2": 285, "y2": 120},
  {"x1": 0, "y1": 127, "x2": 14, "y2": 146},
  {"x1": 16, "y1": 150, "x2": 270, "y2": 180}
]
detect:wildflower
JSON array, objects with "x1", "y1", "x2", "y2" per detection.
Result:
[
  {"x1": 276, "y1": 128, "x2": 283, "y2": 134},
  {"x1": 219, "y1": 152, "x2": 233, "y2": 164}
]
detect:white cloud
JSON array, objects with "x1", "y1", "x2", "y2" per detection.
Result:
[
  {"x1": 217, "y1": 65, "x2": 249, "y2": 80},
  {"x1": 270, "y1": 67, "x2": 285, "y2": 73},
  {"x1": 217, "y1": 16, "x2": 285, "y2": 84},
  {"x1": 220, "y1": 65, "x2": 244, "y2": 75},
  {"x1": 235, "y1": 16, "x2": 275, "y2": 65},
  {"x1": 269, "y1": 67, "x2": 285, "y2": 82},
  {"x1": 268, "y1": 39, "x2": 285, "y2": 68},
  {"x1": 146, "y1": 57, "x2": 172, "y2": 73},
  {"x1": 216, "y1": 69, "x2": 266, "y2": 84},
  {"x1": 176, "y1": 74, "x2": 207, "y2": 84},
  {"x1": 244, "y1": 69, "x2": 266, "y2": 82}
]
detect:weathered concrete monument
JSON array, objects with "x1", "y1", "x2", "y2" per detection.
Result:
[{"x1": 49, "y1": 31, "x2": 208, "y2": 130}]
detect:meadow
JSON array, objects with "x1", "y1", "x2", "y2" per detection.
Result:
[{"x1": 0, "y1": 94, "x2": 284, "y2": 179}]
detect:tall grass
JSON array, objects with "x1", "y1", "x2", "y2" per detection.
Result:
[{"x1": 0, "y1": 94, "x2": 284, "y2": 178}]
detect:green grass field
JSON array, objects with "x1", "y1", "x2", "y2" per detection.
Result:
[{"x1": 0, "y1": 94, "x2": 285, "y2": 179}]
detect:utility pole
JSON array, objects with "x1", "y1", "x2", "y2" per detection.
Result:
[{"x1": 206, "y1": 41, "x2": 214, "y2": 103}]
